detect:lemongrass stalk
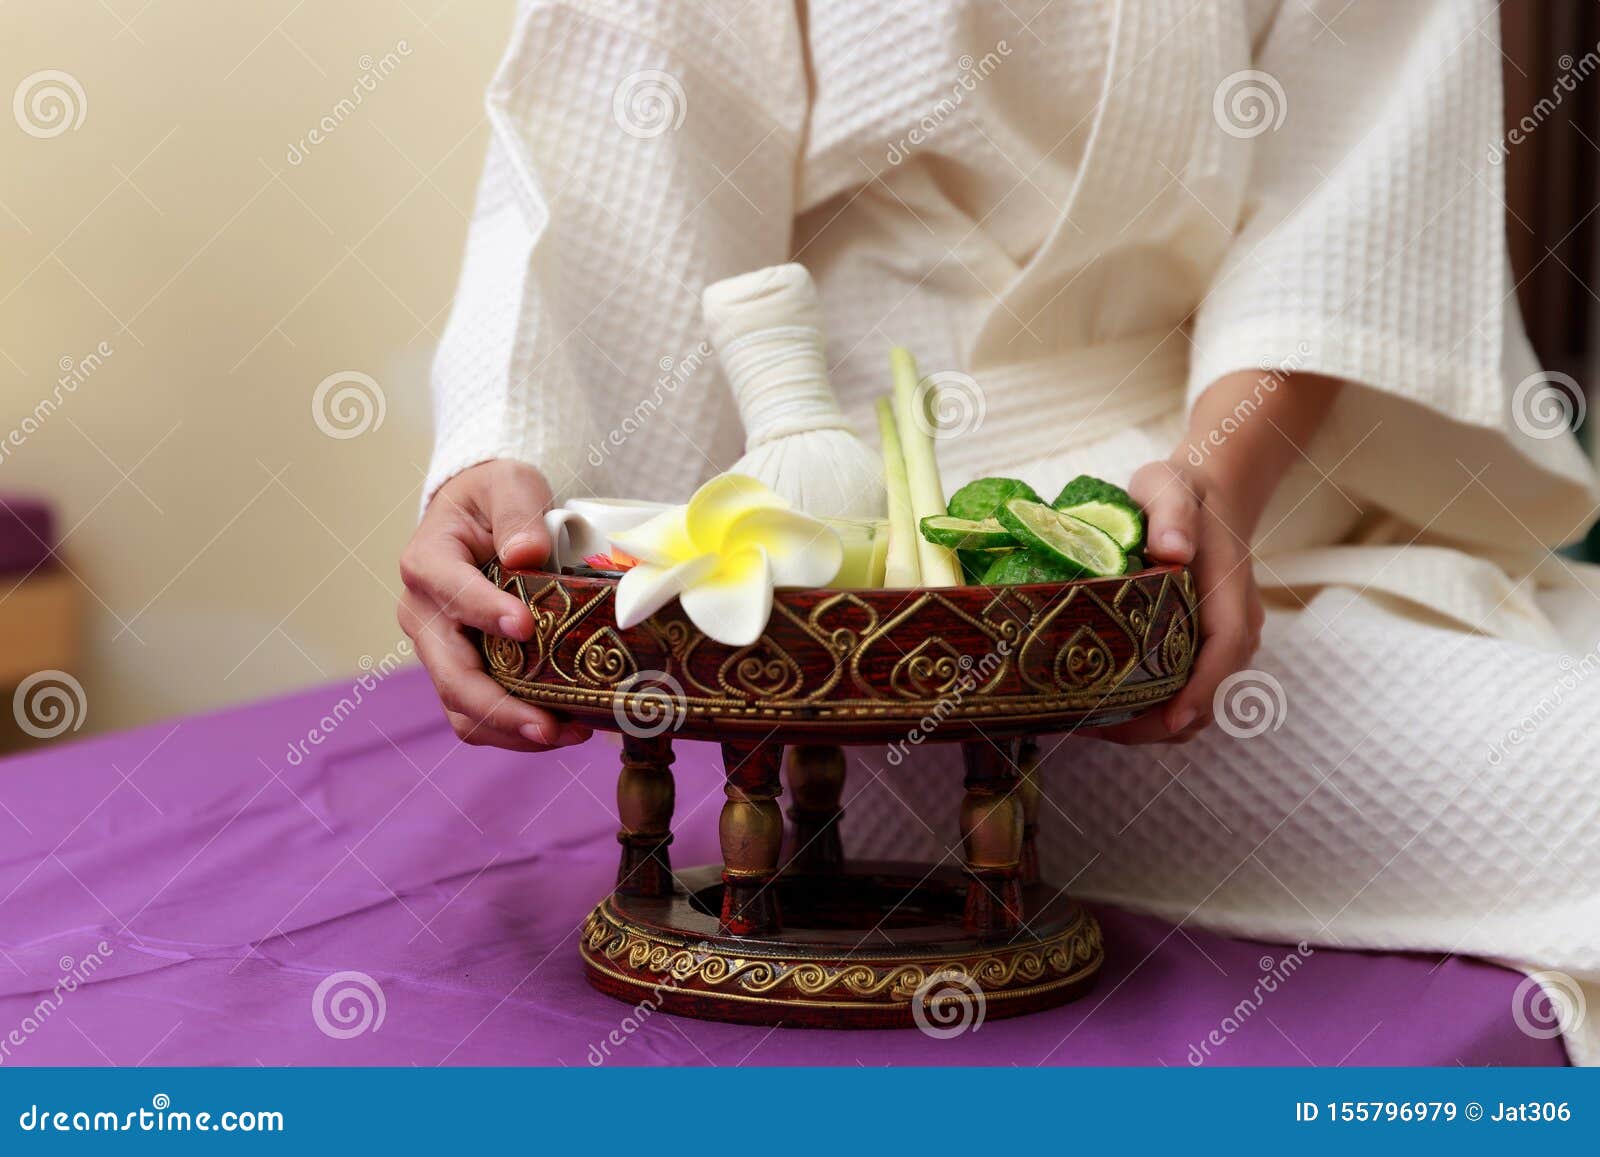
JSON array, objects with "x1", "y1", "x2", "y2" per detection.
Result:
[
  {"x1": 875, "y1": 397, "x2": 921, "y2": 587},
  {"x1": 866, "y1": 519, "x2": 890, "y2": 587},
  {"x1": 890, "y1": 348, "x2": 962, "y2": 586}
]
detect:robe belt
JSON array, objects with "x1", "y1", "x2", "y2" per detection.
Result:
[{"x1": 936, "y1": 329, "x2": 1189, "y2": 481}]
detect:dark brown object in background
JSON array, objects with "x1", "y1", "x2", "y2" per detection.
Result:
[
  {"x1": 1501, "y1": 0, "x2": 1598, "y2": 380},
  {"x1": 1501, "y1": 1, "x2": 1599, "y2": 559}
]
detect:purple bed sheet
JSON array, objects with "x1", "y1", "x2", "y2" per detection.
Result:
[{"x1": 0, "y1": 668, "x2": 1565, "y2": 1067}]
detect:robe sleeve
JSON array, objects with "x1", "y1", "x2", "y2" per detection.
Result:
[
  {"x1": 1187, "y1": 0, "x2": 1598, "y2": 554},
  {"x1": 424, "y1": 0, "x2": 807, "y2": 510}
]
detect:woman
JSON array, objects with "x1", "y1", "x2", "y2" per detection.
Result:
[{"x1": 398, "y1": 0, "x2": 1600, "y2": 1061}]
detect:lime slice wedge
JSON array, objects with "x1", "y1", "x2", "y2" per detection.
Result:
[
  {"x1": 1056, "y1": 499, "x2": 1144, "y2": 553},
  {"x1": 958, "y1": 547, "x2": 1010, "y2": 583},
  {"x1": 996, "y1": 498, "x2": 1129, "y2": 577},
  {"x1": 919, "y1": 515, "x2": 1015, "y2": 551},
  {"x1": 980, "y1": 550, "x2": 1083, "y2": 585},
  {"x1": 947, "y1": 477, "x2": 1042, "y2": 522}
]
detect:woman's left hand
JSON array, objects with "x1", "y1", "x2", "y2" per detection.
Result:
[{"x1": 1083, "y1": 457, "x2": 1265, "y2": 744}]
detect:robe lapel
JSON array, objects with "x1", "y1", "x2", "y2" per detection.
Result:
[{"x1": 968, "y1": 0, "x2": 1237, "y2": 369}]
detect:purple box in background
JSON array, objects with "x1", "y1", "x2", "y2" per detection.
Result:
[{"x1": 0, "y1": 494, "x2": 55, "y2": 574}]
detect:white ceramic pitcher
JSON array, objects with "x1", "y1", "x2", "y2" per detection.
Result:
[{"x1": 543, "y1": 498, "x2": 669, "y2": 569}]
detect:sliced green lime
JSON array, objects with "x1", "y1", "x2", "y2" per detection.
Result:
[
  {"x1": 959, "y1": 547, "x2": 1010, "y2": 583},
  {"x1": 1057, "y1": 498, "x2": 1144, "y2": 553},
  {"x1": 947, "y1": 477, "x2": 1042, "y2": 522},
  {"x1": 980, "y1": 549, "x2": 1083, "y2": 585},
  {"x1": 996, "y1": 498, "x2": 1129, "y2": 578},
  {"x1": 1051, "y1": 474, "x2": 1132, "y2": 510},
  {"x1": 919, "y1": 515, "x2": 1016, "y2": 551}
]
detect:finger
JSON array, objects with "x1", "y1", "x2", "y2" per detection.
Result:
[
  {"x1": 443, "y1": 711, "x2": 560, "y2": 752},
  {"x1": 400, "y1": 518, "x2": 532, "y2": 639},
  {"x1": 1163, "y1": 583, "x2": 1253, "y2": 733},
  {"x1": 1078, "y1": 715, "x2": 1172, "y2": 745},
  {"x1": 1128, "y1": 463, "x2": 1201, "y2": 563},
  {"x1": 441, "y1": 712, "x2": 593, "y2": 751},
  {"x1": 405, "y1": 604, "x2": 569, "y2": 743},
  {"x1": 483, "y1": 464, "x2": 554, "y2": 571}
]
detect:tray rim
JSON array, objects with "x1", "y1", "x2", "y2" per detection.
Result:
[{"x1": 480, "y1": 561, "x2": 1197, "y2": 742}]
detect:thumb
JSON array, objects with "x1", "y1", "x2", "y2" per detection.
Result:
[{"x1": 485, "y1": 470, "x2": 553, "y2": 569}]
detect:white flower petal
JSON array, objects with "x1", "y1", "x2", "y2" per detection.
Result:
[
  {"x1": 610, "y1": 506, "x2": 694, "y2": 568},
  {"x1": 614, "y1": 555, "x2": 717, "y2": 628},
  {"x1": 721, "y1": 506, "x2": 843, "y2": 588},
  {"x1": 685, "y1": 474, "x2": 787, "y2": 552},
  {"x1": 679, "y1": 547, "x2": 773, "y2": 647}
]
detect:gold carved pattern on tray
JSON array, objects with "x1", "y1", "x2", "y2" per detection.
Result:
[
  {"x1": 1055, "y1": 624, "x2": 1117, "y2": 691},
  {"x1": 718, "y1": 637, "x2": 806, "y2": 701},
  {"x1": 808, "y1": 591, "x2": 879, "y2": 655},
  {"x1": 890, "y1": 637, "x2": 969, "y2": 699},
  {"x1": 580, "y1": 905, "x2": 1103, "y2": 1002},
  {"x1": 482, "y1": 565, "x2": 1198, "y2": 723},
  {"x1": 574, "y1": 626, "x2": 635, "y2": 688}
]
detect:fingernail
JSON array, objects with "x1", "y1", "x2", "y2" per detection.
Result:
[
  {"x1": 556, "y1": 723, "x2": 591, "y2": 747},
  {"x1": 497, "y1": 614, "x2": 525, "y2": 639},
  {"x1": 1160, "y1": 530, "x2": 1193, "y2": 557},
  {"x1": 1170, "y1": 705, "x2": 1196, "y2": 732},
  {"x1": 519, "y1": 721, "x2": 559, "y2": 745},
  {"x1": 502, "y1": 534, "x2": 536, "y2": 557}
]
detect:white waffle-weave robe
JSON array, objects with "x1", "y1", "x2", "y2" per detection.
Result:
[{"x1": 428, "y1": 0, "x2": 1600, "y2": 1063}]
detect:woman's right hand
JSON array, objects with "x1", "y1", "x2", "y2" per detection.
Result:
[{"x1": 397, "y1": 459, "x2": 591, "y2": 751}]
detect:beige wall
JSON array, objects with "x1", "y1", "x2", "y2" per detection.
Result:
[{"x1": 1, "y1": 1, "x2": 515, "y2": 733}]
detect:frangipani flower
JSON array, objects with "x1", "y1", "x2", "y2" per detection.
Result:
[{"x1": 611, "y1": 474, "x2": 843, "y2": 646}]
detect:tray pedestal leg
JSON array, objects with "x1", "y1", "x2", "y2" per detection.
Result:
[
  {"x1": 1017, "y1": 737, "x2": 1042, "y2": 887},
  {"x1": 960, "y1": 739, "x2": 1025, "y2": 938},
  {"x1": 783, "y1": 744, "x2": 846, "y2": 875},
  {"x1": 718, "y1": 740, "x2": 784, "y2": 935},
  {"x1": 614, "y1": 735, "x2": 675, "y2": 898}
]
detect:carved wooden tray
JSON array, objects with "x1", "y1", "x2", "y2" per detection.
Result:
[{"x1": 480, "y1": 562, "x2": 1197, "y2": 742}]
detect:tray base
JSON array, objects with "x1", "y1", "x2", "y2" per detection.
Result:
[{"x1": 580, "y1": 862, "x2": 1103, "y2": 1029}]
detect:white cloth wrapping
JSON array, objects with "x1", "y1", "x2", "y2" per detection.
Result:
[
  {"x1": 427, "y1": 0, "x2": 1600, "y2": 1061},
  {"x1": 701, "y1": 264, "x2": 885, "y2": 518}
]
